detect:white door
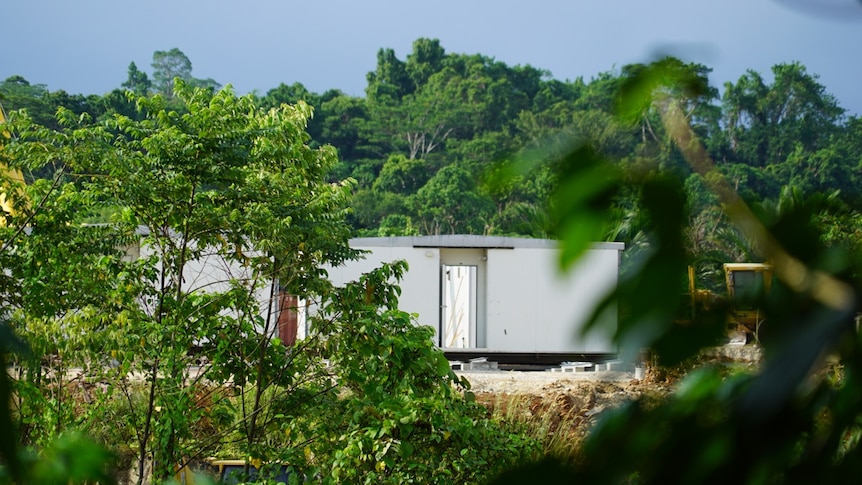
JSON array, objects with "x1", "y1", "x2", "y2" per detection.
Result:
[{"x1": 441, "y1": 265, "x2": 477, "y2": 348}]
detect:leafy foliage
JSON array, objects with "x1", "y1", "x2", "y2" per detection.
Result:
[
  {"x1": 491, "y1": 57, "x2": 862, "y2": 485},
  {"x1": 0, "y1": 77, "x2": 538, "y2": 484},
  {"x1": 0, "y1": 80, "x2": 358, "y2": 483},
  {"x1": 2, "y1": 38, "x2": 862, "y2": 485},
  {"x1": 283, "y1": 262, "x2": 540, "y2": 484}
]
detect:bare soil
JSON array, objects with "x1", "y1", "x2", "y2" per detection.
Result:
[
  {"x1": 457, "y1": 346, "x2": 764, "y2": 452},
  {"x1": 459, "y1": 369, "x2": 671, "y2": 427}
]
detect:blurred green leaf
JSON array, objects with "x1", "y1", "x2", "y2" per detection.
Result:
[
  {"x1": 24, "y1": 432, "x2": 114, "y2": 485},
  {"x1": 616, "y1": 56, "x2": 710, "y2": 124},
  {"x1": 551, "y1": 144, "x2": 620, "y2": 269}
]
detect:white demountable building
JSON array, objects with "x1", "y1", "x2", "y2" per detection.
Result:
[
  {"x1": 324, "y1": 235, "x2": 623, "y2": 360},
  {"x1": 125, "y1": 230, "x2": 623, "y2": 360}
]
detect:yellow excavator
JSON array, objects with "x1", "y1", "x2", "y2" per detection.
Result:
[{"x1": 683, "y1": 262, "x2": 774, "y2": 344}]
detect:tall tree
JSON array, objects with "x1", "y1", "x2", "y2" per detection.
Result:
[
  {"x1": 259, "y1": 82, "x2": 325, "y2": 141},
  {"x1": 121, "y1": 62, "x2": 152, "y2": 96},
  {"x1": 406, "y1": 38, "x2": 446, "y2": 89},
  {"x1": 721, "y1": 62, "x2": 845, "y2": 168},
  {"x1": 188, "y1": 76, "x2": 221, "y2": 92},
  {"x1": 366, "y1": 48, "x2": 413, "y2": 103},
  {"x1": 6, "y1": 80, "x2": 356, "y2": 483},
  {"x1": 151, "y1": 48, "x2": 193, "y2": 98},
  {"x1": 259, "y1": 82, "x2": 319, "y2": 110}
]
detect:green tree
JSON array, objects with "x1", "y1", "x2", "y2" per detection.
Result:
[
  {"x1": 366, "y1": 48, "x2": 413, "y2": 103},
  {"x1": 572, "y1": 71, "x2": 622, "y2": 113},
  {"x1": 433, "y1": 54, "x2": 531, "y2": 136},
  {"x1": 616, "y1": 58, "x2": 719, "y2": 177},
  {"x1": 151, "y1": 48, "x2": 193, "y2": 98},
  {"x1": 348, "y1": 188, "x2": 407, "y2": 233},
  {"x1": 377, "y1": 213, "x2": 419, "y2": 236},
  {"x1": 0, "y1": 76, "x2": 56, "y2": 129},
  {"x1": 531, "y1": 78, "x2": 583, "y2": 114},
  {"x1": 4, "y1": 79, "x2": 356, "y2": 483},
  {"x1": 0, "y1": 103, "x2": 140, "y2": 485},
  {"x1": 373, "y1": 154, "x2": 433, "y2": 194},
  {"x1": 293, "y1": 262, "x2": 539, "y2": 483},
  {"x1": 316, "y1": 91, "x2": 370, "y2": 162},
  {"x1": 775, "y1": 145, "x2": 860, "y2": 200},
  {"x1": 409, "y1": 164, "x2": 494, "y2": 234},
  {"x1": 259, "y1": 82, "x2": 320, "y2": 109},
  {"x1": 121, "y1": 62, "x2": 151, "y2": 96},
  {"x1": 406, "y1": 37, "x2": 446, "y2": 89},
  {"x1": 721, "y1": 62, "x2": 844, "y2": 168},
  {"x1": 92, "y1": 89, "x2": 141, "y2": 122}
]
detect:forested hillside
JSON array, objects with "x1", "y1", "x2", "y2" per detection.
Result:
[{"x1": 3, "y1": 39, "x2": 861, "y2": 286}]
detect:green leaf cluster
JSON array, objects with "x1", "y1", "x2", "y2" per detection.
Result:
[
  {"x1": 491, "y1": 56, "x2": 862, "y2": 485},
  {"x1": 280, "y1": 262, "x2": 540, "y2": 484}
]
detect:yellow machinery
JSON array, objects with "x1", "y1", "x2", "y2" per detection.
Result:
[
  {"x1": 683, "y1": 262, "x2": 774, "y2": 344},
  {"x1": 685, "y1": 264, "x2": 719, "y2": 317},
  {"x1": 724, "y1": 262, "x2": 774, "y2": 342},
  {"x1": 176, "y1": 458, "x2": 291, "y2": 484}
]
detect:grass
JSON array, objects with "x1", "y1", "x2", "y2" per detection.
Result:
[{"x1": 477, "y1": 386, "x2": 611, "y2": 467}]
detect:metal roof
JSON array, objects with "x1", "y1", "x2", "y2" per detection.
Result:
[{"x1": 349, "y1": 235, "x2": 624, "y2": 251}]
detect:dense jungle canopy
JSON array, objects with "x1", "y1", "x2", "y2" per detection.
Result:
[{"x1": 2, "y1": 39, "x2": 861, "y2": 286}]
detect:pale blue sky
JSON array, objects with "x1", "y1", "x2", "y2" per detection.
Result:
[{"x1": 3, "y1": 0, "x2": 862, "y2": 114}]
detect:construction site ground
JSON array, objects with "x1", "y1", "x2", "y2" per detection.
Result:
[
  {"x1": 458, "y1": 345, "x2": 762, "y2": 392},
  {"x1": 456, "y1": 345, "x2": 764, "y2": 448}
]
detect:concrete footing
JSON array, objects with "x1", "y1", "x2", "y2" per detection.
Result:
[
  {"x1": 452, "y1": 357, "x2": 499, "y2": 371},
  {"x1": 450, "y1": 356, "x2": 643, "y2": 375},
  {"x1": 549, "y1": 362, "x2": 593, "y2": 373},
  {"x1": 546, "y1": 359, "x2": 639, "y2": 374}
]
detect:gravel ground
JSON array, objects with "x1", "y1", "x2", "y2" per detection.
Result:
[
  {"x1": 456, "y1": 369, "x2": 640, "y2": 394},
  {"x1": 455, "y1": 345, "x2": 763, "y2": 395}
]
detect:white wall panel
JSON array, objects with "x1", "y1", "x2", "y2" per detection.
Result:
[
  {"x1": 325, "y1": 246, "x2": 441, "y2": 339},
  {"x1": 486, "y1": 247, "x2": 617, "y2": 353}
]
